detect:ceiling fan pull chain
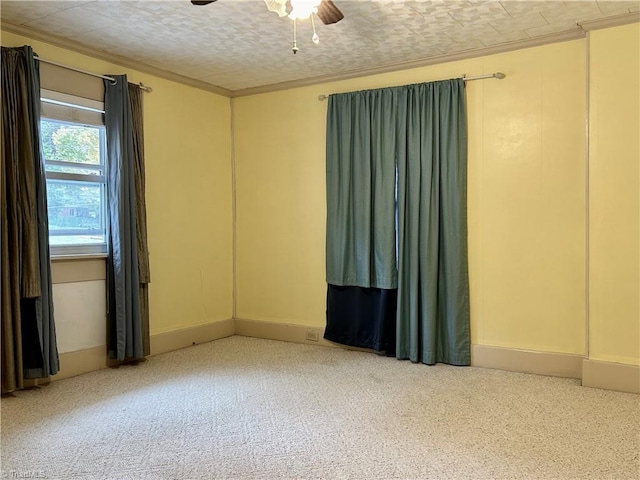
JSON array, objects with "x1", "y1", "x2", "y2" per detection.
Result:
[
  {"x1": 292, "y1": 18, "x2": 299, "y2": 54},
  {"x1": 311, "y1": 14, "x2": 320, "y2": 45}
]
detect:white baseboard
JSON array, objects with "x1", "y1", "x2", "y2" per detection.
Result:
[
  {"x1": 582, "y1": 359, "x2": 640, "y2": 394},
  {"x1": 235, "y1": 318, "x2": 339, "y2": 348},
  {"x1": 150, "y1": 318, "x2": 235, "y2": 356},
  {"x1": 54, "y1": 318, "x2": 639, "y2": 395},
  {"x1": 54, "y1": 319, "x2": 235, "y2": 381},
  {"x1": 236, "y1": 319, "x2": 588, "y2": 379},
  {"x1": 471, "y1": 344, "x2": 584, "y2": 379},
  {"x1": 56, "y1": 345, "x2": 109, "y2": 381}
]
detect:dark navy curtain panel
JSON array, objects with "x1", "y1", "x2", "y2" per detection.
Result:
[
  {"x1": 325, "y1": 79, "x2": 470, "y2": 366},
  {"x1": 325, "y1": 285, "x2": 397, "y2": 354}
]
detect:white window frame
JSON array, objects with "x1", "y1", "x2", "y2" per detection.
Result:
[{"x1": 40, "y1": 89, "x2": 108, "y2": 257}]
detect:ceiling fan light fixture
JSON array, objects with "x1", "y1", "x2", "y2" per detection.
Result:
[{"x1": 288, "y1": 0, "x2": 322, "y2": 20}]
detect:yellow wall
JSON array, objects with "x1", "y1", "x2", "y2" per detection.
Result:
[
  {"x1": 144, "y1": 77, "x2": 233, "y2": 334},
  {"x1": 234, "y1": 40, "x2": 587, "y2": 355},
  {"x1": 588, "y1": 23, "x2": 640, "y2": 365},
  {"x1": 4, "y1": 23, "x2": 638, "y2": 366},
  {"x1": 1, "y1": 30, "x2": 234, "y2": 336}
]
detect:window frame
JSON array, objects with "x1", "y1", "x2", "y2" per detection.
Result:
[{"x1": 40, "y1": 89, "x2": 109, "y2": 257}]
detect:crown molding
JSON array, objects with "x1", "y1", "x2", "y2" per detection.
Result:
[
  {"x1": 230, "y1": 28, "x2": 586, "y2": 97},
  {"x1": 0, "y1": 21, "x2": 233, "y2": 97},
  {"x1": 578, "y1": 11, "x2": 640, "y2": 31}
]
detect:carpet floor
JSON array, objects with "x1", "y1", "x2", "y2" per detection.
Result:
[{"x1": 1, "y1": 336, "x2": 638, "y2": 479}]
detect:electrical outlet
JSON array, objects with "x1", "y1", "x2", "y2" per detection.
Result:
[{"x1": 305, "y1": 330, "x2": 319, "y2": 342}]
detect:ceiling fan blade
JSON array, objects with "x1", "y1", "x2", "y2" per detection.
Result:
[
  {"x1": 316, "y1": 0, "x2": 344, "y2": 25},
  {"x1": 191, "y1": 0, "x2": 217, "y2": 5}
]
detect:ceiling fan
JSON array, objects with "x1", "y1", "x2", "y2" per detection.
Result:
[
  {"x1": 190, "y1": 0, "x2": 344, "y2": 25},
  {"x1": 191, "y1": 0, "x2": 344, "y2": 53}
]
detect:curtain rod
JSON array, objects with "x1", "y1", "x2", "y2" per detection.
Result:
[
  {"x1": 34, "y1": 56, "x2": 153, "y2": 93},
  {"x1": 317, "y1": 72, "x2": 506, "y2": 101}
]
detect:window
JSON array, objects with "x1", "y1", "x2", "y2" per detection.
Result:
[{"x1": 40, "y1": 90, "x2": 107, "y2": 256}]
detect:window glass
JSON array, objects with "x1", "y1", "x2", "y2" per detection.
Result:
[{"x1": 40, "y1": 97, "x2": 108, "y2": 256}]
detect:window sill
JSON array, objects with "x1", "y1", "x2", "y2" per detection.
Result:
[{"x1": 51, "y1": 253, "x2": 108, "y2": 262}]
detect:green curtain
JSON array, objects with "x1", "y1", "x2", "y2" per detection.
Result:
[
  {"x1": 325, "y1": 79, "x2": 470, "y2": 366},
  {"x1": 325, "y1": 89, "x2": 398, "y2": 289},
  {"x1": 395, "y1": 79, "x2": 470, "y2": 365},
  {"x1": 1, "y1": 46, "x2": 59, "y2": 393}
]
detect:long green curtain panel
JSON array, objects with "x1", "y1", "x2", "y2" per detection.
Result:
[
  {"x1": 1, "y1": 46, "x2": 59, "y2": 393},
  {"x1": 325, "y1": 79, "x2": 470, "y2": 365},
  {"x1": 325, "y1": 90, "x2": 398, "y2": 289},
  {"x1": 395, "y1": 79, "x2": 470, "y2": 365}
]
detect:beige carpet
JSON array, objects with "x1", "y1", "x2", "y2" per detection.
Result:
[{"x1": 1, "y1": 336, "x2": 638, "y2": 480}]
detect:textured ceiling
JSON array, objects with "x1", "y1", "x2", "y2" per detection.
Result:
[{"x1": 1, "y1": 0, "x2": 639, "y2": 94}]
